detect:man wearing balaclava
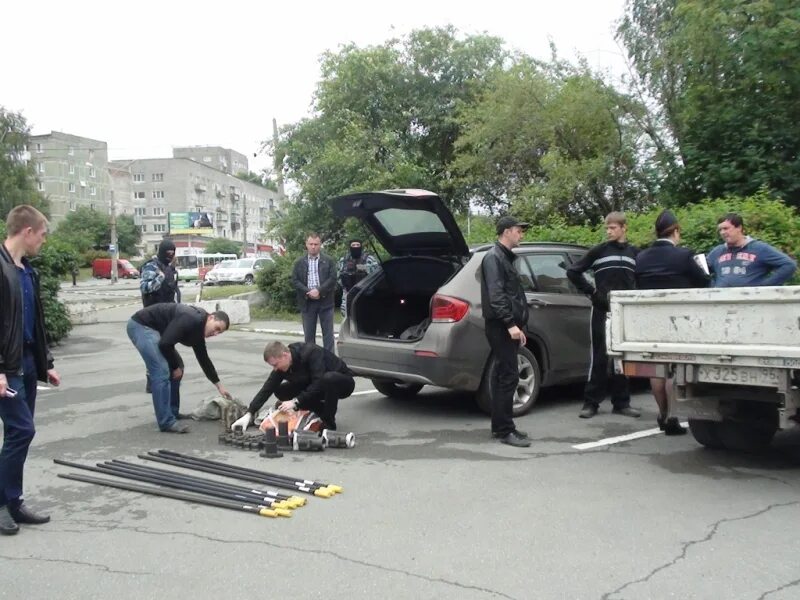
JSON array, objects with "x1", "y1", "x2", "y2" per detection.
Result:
[
  {"x1": 139, "y1": 239, "x2": 181, "y2": 396},
  {"x1": 337, "y1": 239, "x2": 379, "y2": 317},
  {"x1": 140, "y1": 240, "x2": 180, "y2": 307}
]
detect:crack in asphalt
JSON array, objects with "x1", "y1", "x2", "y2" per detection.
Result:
[
  {"x1": 601, "y1": 501, "x2": 800, "y2": 600},
  {"x1": 0, "y1": 553, "x2": 147, "y2": 576},
  {"x1": 755, "y1": 577, "x2": 800, "y2": 600},
  {"x1": 52, "y1": 520, "x2": 519, "y2": 599}
]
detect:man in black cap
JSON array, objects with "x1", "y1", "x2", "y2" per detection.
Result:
[
  {"x1": 480, "y1": 215, "x2": 532, "y2": 447},
  {"x1": 635, "y1": 210, "x2": 709, "y2": 435},
  {"x1": 567, "y1": 212, "x2": 640, "y2": 419}
]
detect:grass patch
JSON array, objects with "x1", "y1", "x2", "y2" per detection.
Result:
[
  {"x1": 61, "y1": 267, "x2": 93, "y2": 282},
  {"x1": 197, "y1": 284, "x2": 252, "y2": 300}
]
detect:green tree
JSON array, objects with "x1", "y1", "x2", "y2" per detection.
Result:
[
  {"x1": 234, "y1": 170, "x2": 277, "y2": 192},
  {"x1": 454, "y1": 58, "x2": 657, "y2": 222},
  {"x1": 0, "y1": 107, "x2": 50, "y2": 219},
  {"x1": 204, "y1": 237, "x2": 241, "y2": 256},
  {"x1": 53, "y1": 207, "x2": 140, "y2": 255},
  {"x1": 271, "y1": 26, "x2": 508, "y2": 248},
  {"x1": 618, "y1": 0, "x2": 800, "y2": 205}
]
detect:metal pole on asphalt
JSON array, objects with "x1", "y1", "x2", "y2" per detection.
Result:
[{"x1": 110, "y1": 188, "x2": 118, "y2": 284}]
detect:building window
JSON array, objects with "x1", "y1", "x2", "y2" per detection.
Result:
[
  {"x1": 152, "y1": 173, "x2": 164, "y2": 182},
  {"x1": 68, "y1": 146, "x2": 74, "y2": 156},
  {"x1": 140, "y1": 225, "x2": 147, "y2": 233},
  {"x1": 37, "y1": 162, "x2": 45, "y2": 174},
  {"x1": 153, "y1": 207, "x2": 165, "y2": 216},
  {"x1": 90, "y1": 203, "x2": 96, "y2": 210},
  {"x1": 90, "y1": 186, "x2": 96, "y2": 196},
  {"x1": 35, "y1": 143, "x2": 43, "y2": 153},
  {"x1": 134, "y1": 191, "x2": 145, "y2": 200},
  {"x1": 89, "y1": 167, "x2": 96, "y2": 178},
  {"x1": 134, "y1": 207, "x2": 146, "y2": 216},
  {"x1": 153, "y1": 224, "x2": 167, "y2": 233},
  {"x1": 89, "y1": 149, "x2": 95, "y2": 161},
  {"x1": 133, "y1": 173, "x2": 145, "y2": 182},
  {"x1": 69, "y1": 201, "x2": 77, "y2": 211},
  {"x1": 37, "y1": 181, "x2": 45, "y2": 192},
  {"x1": 68, "y1": 183, "x2": 76, "y2": 193},
  {"x1": 152, "y1": 190, "x2": 164, "y2": 199},
  {"x1": 203, "y1": 156, "x2": 211, "y2": 162},
  {"x1": 69, "y1": 163, "x2": 75, "y2": 175}
]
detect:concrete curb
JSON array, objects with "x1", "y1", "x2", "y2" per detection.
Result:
[{"x1": 234, "y1": 327, "x2": 339, "y2": 339}]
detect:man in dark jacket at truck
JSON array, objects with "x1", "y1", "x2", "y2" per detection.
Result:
[
  {"x1": 567, "y1": 211, "x2": 640, "y2": 420},
  {"x1": 126, "y1": 303, "x2": 232, "y2": 433},
  {"x1": 0, "y1": 205, "x2": 61, "y2": 535},
  {"x1": 231, "y1": 341, "x2": 355, "y2": 432},
  {"x1": 480, "y1": 216, "x2": 531, "y2": 448}
]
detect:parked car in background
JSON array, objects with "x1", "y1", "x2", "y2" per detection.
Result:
[
  {"x1": 214, "y1": 257, "x2": 274, "y2": 285},
  {"x1": 91, "y1": 258, "x2": 139, "y2": 279},
  {"x1": 202, "y1": 259, "x2": 237, "y2": 286},
  {"x1": 332, "y1": 188, "x2": 591, "y2": 416}
]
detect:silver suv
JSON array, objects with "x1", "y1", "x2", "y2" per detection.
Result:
[{"x1": 333, "y1": 189, "x2": 592, "y2": 416}]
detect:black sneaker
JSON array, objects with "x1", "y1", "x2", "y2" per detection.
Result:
[
  {"x1": 499, "y1": 431, "x2": 531, "y2": 448},
  {"x1": 579, "y1": 405, "x2": 598, "y2": 419},
  {"x1": 492, "y1": 429, "x2": 529, "y2": 439},
  {"x1": 0, "y1": 506, "x2": 19, "y2": 535},
  {"x1": 612, "y1": 406, "x2": 641, "y2": 418}
]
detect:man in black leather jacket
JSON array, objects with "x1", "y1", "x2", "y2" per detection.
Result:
[
  {"x1": 480, "y1": 216, "x2": 531, "y2": 448},
  {"x1": 0, "y1": 205, "x2": 61, "y2": 535}
]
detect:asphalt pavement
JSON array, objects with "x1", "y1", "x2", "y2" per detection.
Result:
[{"x1": 3, "y1": 283, "x2": 800, "y2": 599}]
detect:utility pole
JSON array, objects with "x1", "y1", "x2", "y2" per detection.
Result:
[
  {"x1": 272, "y1": 118, "x2": 286, "y2": 204},
  {"x1": 110, "y1": 189, "x2": 118, "y2": 284},
  {"x1": 241, "y1": 193, "x2": 248, "y2": 257}
]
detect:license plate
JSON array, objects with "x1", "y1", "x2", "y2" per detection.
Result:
[{"x1": 697, "y1": 365, "x2": 781, "y2": 387}]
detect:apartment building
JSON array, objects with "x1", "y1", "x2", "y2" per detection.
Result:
[
  {"x1": 172, "y1": 146, "x2": 249, "y2": 175},
  {"x1": 28, "y1": 132, "x2": 111, "y2": 224},
  {"x1": 109, "y1": 156, "x2": 279, "y2": 255}
]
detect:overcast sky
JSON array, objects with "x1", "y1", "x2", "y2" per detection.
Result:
[{"x1": 4, "y1": 0, "x2": 628, "y2": 173}]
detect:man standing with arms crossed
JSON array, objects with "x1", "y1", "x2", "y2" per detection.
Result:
[
  {"x1": 292, "y1": 233, "x2": 337, "y2": 353},
  {"x1": 567, "y1": 212, "x2": 640, "y2": 420},
  {"x1": 0, "y1": 205, "x2": 61, "y2": 535},
  {"x1": 480, "y1": 216, "x2": 532, "y2": 448}
]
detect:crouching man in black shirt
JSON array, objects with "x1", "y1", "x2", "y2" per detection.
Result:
[
  {"x1": 232, "y1": 341, "x2": 355, "y2": 432},
  {"x1": 127, "y1": 304, "x2": 232, "y2": 433}
]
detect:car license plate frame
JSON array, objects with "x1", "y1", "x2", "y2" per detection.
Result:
[{"x1": 696, "y1": 365, "x2": 781, "y2": 387}]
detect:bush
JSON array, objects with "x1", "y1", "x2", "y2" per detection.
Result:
[{"x1": 256, "y1": 253, "x2": 300, "y2": 313}]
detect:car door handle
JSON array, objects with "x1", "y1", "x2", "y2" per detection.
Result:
[{"x1": 527, "y1": 298, "x2": 551, "y2": 307}]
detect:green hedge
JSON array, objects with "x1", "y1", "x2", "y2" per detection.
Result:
[{"x1": 256, "y1": 253, "x2": 301, "y2": 314}]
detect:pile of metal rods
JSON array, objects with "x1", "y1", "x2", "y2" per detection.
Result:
[{"x1": 54, "y1": 451, "x2": 342, "y2": 519}]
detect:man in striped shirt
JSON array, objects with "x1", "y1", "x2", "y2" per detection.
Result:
[
  {"x1": 291, "y1": 233, "x2": 337, "y2": 353},
  {"x1": 567, "y1": 212, "x2": 640, "y2": 419}
]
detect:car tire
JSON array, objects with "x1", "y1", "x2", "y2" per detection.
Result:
[
  {"x1": 476, "y1": 346, "x2": 541, "y2": 417},
  {"x1": 244, "y1": 275, "x2": 254, "y2": 285},
  {"x1": 372, "y1": 380, "x2": 424, "y2": 398}
]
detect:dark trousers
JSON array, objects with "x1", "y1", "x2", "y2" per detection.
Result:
[
  {"x1": 0, "y1": 351, "x2": 39, "y2": 508},
  {"x1": 485, "y1": 320, "x2": 518, "y2": 436},
  {"x1": 302, "y1": 301, "x2": 335, "y2": 353},
  {"x1": 584, "y1": 306, "x2": 630, "y2": 409},
  {"x1": 275, "y1": 372, "x2": 355, "y2": 428}
]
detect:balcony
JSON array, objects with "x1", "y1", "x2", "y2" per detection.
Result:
[
  {"x1": 230, "y1": 192, "x2": 240, "y2": 202},
  {"x1": 195, "y1": 183, "x2": 207, "y2": 193},
  {"x1": 215, "y1": 211, "x2": 229, "y2": 223}
]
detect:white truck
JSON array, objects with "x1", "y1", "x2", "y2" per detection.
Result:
[{"x1": 607, "y1": 286, "x2": 800, "y2": 451}]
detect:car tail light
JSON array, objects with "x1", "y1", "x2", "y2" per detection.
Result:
[{"x1": 430, "y1": 294, "x2": 469, "y2": 323}]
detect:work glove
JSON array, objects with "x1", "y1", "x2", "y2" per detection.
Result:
[{"x1": 231, "y1": 412, "x2": 253, "y2": 432}]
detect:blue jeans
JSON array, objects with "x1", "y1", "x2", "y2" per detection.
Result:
[
  {"x1": 0, "y1": 350, "x2": 39, "y2": 508},
  {"x1": 302, "y1": 301, "x2": 335, "y2": 353},
  {"x1": 127, "y1": 319, "x2": 181, "y2": 430}
]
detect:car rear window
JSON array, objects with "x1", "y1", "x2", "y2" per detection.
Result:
[{"x1": 374, "y1": 208, "x2": 447, "y2": 236}]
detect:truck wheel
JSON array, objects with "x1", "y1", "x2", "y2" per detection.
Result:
[
  {"x1": 716, "y1": 420, "x2": 777, "y2": 453},
  {"x1": 372, "y1": 380, "x2": 423, "y2": 398},
  {"x1": 687, "y1": 419, "x2": 724, "y2": 449},
  {"x1": 476, "y1": 346, "x2": 541, "y2": 417}
]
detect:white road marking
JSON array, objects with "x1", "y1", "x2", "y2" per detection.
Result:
[
  {"x1": 351, "y1": 389, "x2": 378, "y2": 396},
  {"x1": 573, "y1": 422, "x2": 690, "y2": 450}
]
